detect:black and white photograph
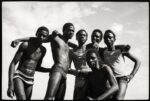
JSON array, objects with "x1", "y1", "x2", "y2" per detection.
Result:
[{"x1": 1, "y1": 1, "x2": 149, "y2": 100}]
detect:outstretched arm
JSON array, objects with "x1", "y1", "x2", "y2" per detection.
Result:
[
  {"x1": 36, "y1": 66, "x2": 51, "y2": 72},
  {"x1": 11, "y1": 35, "x2": 52, "y2": 48},
  {"x1": 68, "y1": 41, "x2": 78, "y2": 49},
  {"x1": 11, "y1": 37, "x2": 35, "y2": 48},
  {"x1": 68, "y1": 68, "x2": 90, "y2": 76},
  {"x1": 7, "y1": 42, "x2": 27, "y2": 99},
  {"x1": 68, "y1": 68, "x2": 78, "y2": 76},
  {"x1": 115, "y1": 44, "x2": 131, "y2": 52},
  {"x1": 96, "y1": 65, "x2": 119, "y2": 100},
  {"x1": 124, "y1": 52, "x2": 141, "y2": 83}
]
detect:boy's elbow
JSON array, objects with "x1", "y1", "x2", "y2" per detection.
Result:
[
  {"x1": 10, "y1": 62, "x2": 15, "y2": 67},
  {"x1": 135, "y1": 59, "x2": 141, "y2": 68},
  {"x1": 135, "y1": 58, "x2": 141, "y2": 65}
]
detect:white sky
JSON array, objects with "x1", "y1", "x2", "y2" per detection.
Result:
[{"x1": 2, "y1": 2, "x2": 149, "y2": 100}]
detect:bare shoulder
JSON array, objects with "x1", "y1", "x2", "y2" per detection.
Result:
[
  {"x1": 86, "y1": 43, "x2": 92, "y2": 49},
  {"x1": 86, "y1": 43, "x2": 91, "y2": 47},
  {"x1": 19, "y1": 42, "x2": 28, "y2": 50},
  {"x1": 101, "y1": 64, "x2": 113, "y2": 73}
]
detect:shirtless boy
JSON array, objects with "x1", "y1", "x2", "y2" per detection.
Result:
[
  {"x1": 68, "y1": 29, "x2": 92, "y2": 100},
  {"x1": 7, "y1": 26, "x2": 50, "y2": 100},
  {"x1": 10, "y1": 23, "x2": 75, "y2": 100}
]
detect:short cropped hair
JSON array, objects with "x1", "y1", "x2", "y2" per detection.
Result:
[
  {"x1": 76, "y1": 29, "x2": 88, "y2": 38},
  {"x1": 104, "y1": 29, "x2": 116, "y2": 40},
  {"x1": 62, "y1": 22, "x2": 74, "y2": 33},
  {"x1": 36, "y1": 26, "x2": 49, "y2": 36},
  {"x1": 92, "y1": 29, "x2": 103, "y2": 41}
]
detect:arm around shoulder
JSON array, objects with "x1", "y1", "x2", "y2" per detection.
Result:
[
  {"x1": 11, "y1": 37, "x2": 35, "y2": 48},
  {"x1": 68, "y1": 41, "x2": 78, "y2": 49}
]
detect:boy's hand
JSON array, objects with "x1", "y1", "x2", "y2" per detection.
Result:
[
  {"x1": 124, "y1": 44, "x2": 131, "y2": 52},
  {"x1": 125, "y1": 74, "x2": 134, "y2": 83},
  {"x1": 11, "y1": 40, "x2": 19, "y2": 48},
  {"x1": 7, "y1": 87, "x2": 14, "y2": 99},
  {"x1": 93, "y1": 42, "x2": 99, "y2": 48},
  {"x1": 52, "y1": 30, "x2": 60, "y2": 37}
]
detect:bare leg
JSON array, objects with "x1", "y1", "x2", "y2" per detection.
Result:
[
  {"x1": 115, "y1": 78, "x2": 128, "y2": 100},
  {"x1": 25, "y1": 84, "x2": 33, "y2": 100},
  {"x1": 44, "y1": 72, "x2": 62, "y2": 100},
  {"x1": 14, "y1": 78, "x2": 26, "y2": 100},
  {"x1": 55, "y1": 78, "x2": 66, "y2": 100}
]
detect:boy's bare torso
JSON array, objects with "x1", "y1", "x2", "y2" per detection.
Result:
[
  {"x1": 50, "y1": 35, "x2": 70, "y2": 72},
  {"x1": 18, "y1": 41, "x2": 45, "y2": 76}
]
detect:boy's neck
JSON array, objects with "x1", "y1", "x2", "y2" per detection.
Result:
[
  {"x1": 108, "y1": 45, "x2": 115, "y2": 51},
  {"x1": 78, "y1": 42, "x2": 85, "y2": 48},
  {"x1": 63, "y1": 36, "x2": 69, "y2": 43}
]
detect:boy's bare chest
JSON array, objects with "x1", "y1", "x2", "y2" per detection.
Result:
[
  {"x1": 26, "y1": 46, "x2": 43, "y2": 60},
  {"x1": 52, "y1": 38, "x2": 69, "y2": 52}
]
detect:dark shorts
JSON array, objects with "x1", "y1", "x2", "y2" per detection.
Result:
[
  {"x1": 50, "y1": 65, "x2": 67, "y2": 79},
  {"x1": 116, "y1": 76, "x2": 128, "y2": 83}
]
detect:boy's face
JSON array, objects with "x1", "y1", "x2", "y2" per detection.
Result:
[
  {"x1": 64, "y1": 25, "x2": 75, "y2": 39},
  {"x1": 92, "y1": 32, "x2": 102, "y2": 44},
  {"x1": 37, "y1": 30, "x2": 49, "y2": 42},
  {"x1": 87, "y1": 52, "x2": 99, "y2": 70},
  {"x1": 104, "y1": 32, "x2": 115, "y2": 47},
  {"x1": 77, "y1": 31, "x2": 87, "y2": 44}
]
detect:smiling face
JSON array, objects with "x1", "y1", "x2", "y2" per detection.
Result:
[
  {"x1": 76, "y1": 30, "x2": 88, "y2": 45},
  {"x1": 86, "y1": 51, "x2": 100, "y2": 71}
]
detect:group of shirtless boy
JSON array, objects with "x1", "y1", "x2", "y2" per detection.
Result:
[{"x1": 7, "y1": 23, "x2": 141, "y2": 100}]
